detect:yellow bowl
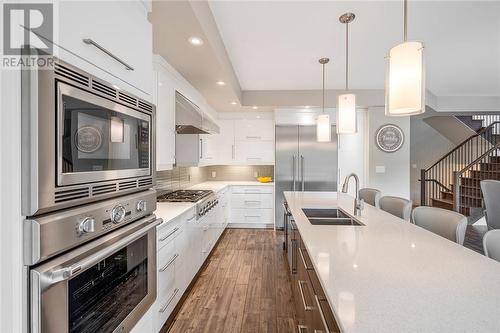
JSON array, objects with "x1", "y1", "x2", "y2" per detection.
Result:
[{"x1": 257, "y1": 176, "x2": 272, "y2": 183}]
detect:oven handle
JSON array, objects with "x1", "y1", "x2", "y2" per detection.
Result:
[{"x1": 49, "y1": 216, "x2": 162, "y2": 284}]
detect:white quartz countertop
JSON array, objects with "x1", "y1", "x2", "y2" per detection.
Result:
[
  {"x1": 284, "y1": 191, "x2": 500, "y2": 333},
  {"x1": 155, "y1": 202, "x2": 195, "y2": 228}
]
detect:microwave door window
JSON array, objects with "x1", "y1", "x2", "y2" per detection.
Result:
[{"x1": 62, "y1": 95, "x2": 150, "y2": 174}]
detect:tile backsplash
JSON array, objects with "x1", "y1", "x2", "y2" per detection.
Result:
[
  {"x1": 156, "y1": 165, "x2": 274, "y2": 192},
  {"x1": 156, "y1": 167, "x2": 209, "y2": 192},
  {"x1": 204, "y1": 165, "x2": 274, "y2": 181}
]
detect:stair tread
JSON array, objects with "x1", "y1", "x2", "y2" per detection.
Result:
[{"x1": 431, "y1": 198, "x2": 480, "y2": 208}]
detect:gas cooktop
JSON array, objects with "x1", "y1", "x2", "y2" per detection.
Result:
[{"x1": 157, "y1": 190, "x2": 213, "y2": 203}]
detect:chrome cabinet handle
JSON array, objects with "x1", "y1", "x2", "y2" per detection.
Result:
[
  {"x1": 315, "y1": 295, "x2": 330, "y2": 333},
  {"x1": 159, "y1": 227, "x2": 179, "y2": 242},
  {"x1": 186, "y1": 214, "x2": 196, "y2": 221},
  {"x1": 159, "y1": 288, "x2": 179, "y2": 313},
  {"x1": 298, "y1": 280, "x2": 314, "y2": 311},
  {"x1": 159, "y1": 253, "x2": 179, "y2": 272},
  {"x1": 298, "y1": 325, "x2": 309, "y2": 333},
  {"x1": 246, "y1": 135, "x2": 261, "y2": 139},
  {"x1": 292, "y1": 155, "x2": 297, "y2": 191},
  {"x1": 232, "y1": 144, "x2": 235, "y2": 159},
  {"x1": 200, "y1": 139, "x2": 203, "y2": 159},
  {"x1": 82, "y1": 38, "x2": 134, "y2": 71},
  {"x1": 301, "y1": 155, "x2": 305, "y2": 191},
  {"x1": 299, "y1": 248, "x2": 313, "y2": 271},
  {"x1": 291, "y1": 239, "x2": 297, "y2": 274}
]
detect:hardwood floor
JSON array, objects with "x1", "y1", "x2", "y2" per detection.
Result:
[{"x1": 163, "y1": 229, "x2": 297, "y2": 333}]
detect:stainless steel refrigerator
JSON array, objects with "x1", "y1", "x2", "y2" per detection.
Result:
[{"x1": 275, "y1": 125, "x2": 338, "y2": 228}]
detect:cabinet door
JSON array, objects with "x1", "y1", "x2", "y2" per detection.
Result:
[
  {"x1": 155, "y1": 69, "x2": 176, "y2": 171},
  {"x1": 235, "y1": 141, "x2": 275, "y2": 165},
  {"x1": 199, "y1": 135, "x2": 217, "y2": 165},
  {"x1": 215, "y1": 120, "x2": 235, "y2": 164},
  {"x1": 235, "y1": 119, "x2": 274, "y2": 141},
  {"x1": 57, "y1": 1, "x2": 153, "y2": 99}
]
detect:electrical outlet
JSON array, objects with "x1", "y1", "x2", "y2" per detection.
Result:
[{"x1": 211, "y1": 171, "x2": 216, "y2": 178}]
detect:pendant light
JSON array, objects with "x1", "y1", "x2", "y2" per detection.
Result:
[
  {"x1": 317, "y1": 57, "x2": 331, "y2": 142},
  {"x1": 385, "y1": 0, "x2": 425, "y2": 116},
  {"x1": 337, "y1": 13, "x2": 357, "y2": 134}
]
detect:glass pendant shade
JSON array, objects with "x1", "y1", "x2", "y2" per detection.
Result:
[
  {"x1": 316, "y1": 114, "x2": 331, "y2": 142},
  {"x1": 337, "y1": 93, "x2": 357, "y2": 134},
  {"x1": 385, "y1": 41, "x2": 425, "y2": 116}
]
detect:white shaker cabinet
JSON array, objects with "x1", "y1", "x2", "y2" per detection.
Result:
[
  {"x1": 199, "y1": 134, "x2": 217, "y2": 166},
  {"x1": 154, "y1": 62, "x2": 176, "y2": 171},
  {"x1": 57, "y1": 1, "x2": 153, "y2": 100}
]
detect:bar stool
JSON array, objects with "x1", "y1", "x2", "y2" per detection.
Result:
[
  {"x1": 359, "y1": 188, "x2": 381, "y2": 208},
  {"x1": 412, "y1": 206, "x2": 467, "y2": 245},
  {"x1": 483, "y1": 230, "x2": 500, "y2": 262},
  {"x1": 379, "y1": 196, "x2": 412, "y2": 220},
  {"x1": 480, "y1": 180, "x2": 500, "y2": 230}
]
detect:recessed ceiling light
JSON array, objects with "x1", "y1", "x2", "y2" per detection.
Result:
[
  {"x1": 252, "y1": 106, "x2": 258, "y2": 110},
  {"x1": 231, "y1": 101, "x2": 237, "y2": 105},
  {"x1": 188, "y1": 36, "x2": 203, "y2": 46},
  {"x1": 216, "y1": 81, "x2": 225, "y2": 86}
]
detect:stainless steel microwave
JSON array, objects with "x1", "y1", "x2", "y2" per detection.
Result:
[{"x1": 22, "y1": 59, "x2": 156, "y2": 216}]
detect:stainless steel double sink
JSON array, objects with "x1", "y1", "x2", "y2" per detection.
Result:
[{"x1": 302, "y1": 208, "x2": 364, "y2": 226}]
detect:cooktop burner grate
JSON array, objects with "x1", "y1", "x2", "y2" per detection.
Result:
[{"x1": 157, "y1": 190, "x2": 213, "y2": 203}]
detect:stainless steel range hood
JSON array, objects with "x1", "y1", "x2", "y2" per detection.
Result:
[{"x1": 175, "y1": 92, "x2": 219, "y2": 134}]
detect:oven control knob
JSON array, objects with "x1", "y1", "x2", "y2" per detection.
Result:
[
  {"x1": 136, "y1": 200, "x2": 147, "y2": 212},
  {"x1": 111, "y1": 205, "x2": 126, "y2": 224},
  {"x1": 78, "y1": 217, "x2": 95, "y2": 234}
]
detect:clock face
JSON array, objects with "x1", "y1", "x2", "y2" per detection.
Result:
[{"x1": 376, "y1": 124, "x2": 404, "y2": 153}]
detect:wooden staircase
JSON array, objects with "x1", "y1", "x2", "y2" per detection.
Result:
[{"x1": 421, "y1": 115, "x2": 500, "y2": 216}]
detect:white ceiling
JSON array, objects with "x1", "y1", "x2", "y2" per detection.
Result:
[{"x1": 209, "y1": 1, "x2": 500, "y2": 97}]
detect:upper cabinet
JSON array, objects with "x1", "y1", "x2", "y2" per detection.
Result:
[
  {"x1": 234, "y1": 120, "x2": 275, "y2": 141},
  {"x1": 213, "y1": 118, "x2": 275, "y2": 165},
  {"x1": 154, "y1": 62, "x2": 176, "y2": 171},
  {"x1": 57, "y1": 1, "x2": 153, "y2": 100}
]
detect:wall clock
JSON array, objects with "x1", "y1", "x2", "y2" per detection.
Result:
[{"x1": 375, "y1": 124, "x2": 404, "y2": 153}]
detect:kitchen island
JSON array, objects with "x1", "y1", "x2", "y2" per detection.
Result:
[{"x1": 284, "y1": 191, "x2": 500, "y2": 333}]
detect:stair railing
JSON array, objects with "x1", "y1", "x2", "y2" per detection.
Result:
[
  {"x1": 420, "y1": 121, "x2": 500, "y2": 209},
  {"x1": 453, "y1": 140, "x2": 500, "y2": 212}
]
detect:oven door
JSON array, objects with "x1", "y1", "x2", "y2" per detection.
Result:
[
  {"x1": 57, "y1": 82, "x2": 152, "y2": 186},
  {"x1": 30, "y1": 216, "x2": 162, "y2": 333}
]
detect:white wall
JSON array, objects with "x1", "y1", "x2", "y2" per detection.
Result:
[
  {"x1": 367, "y1": 107, "x2": 411, "y2": 199},
  {"x1": 0, "y1": 69, "x2": 25, "y2": 332},
  {"x1": 410, "y1": 117, "x2": 455, "y2": 204},
  {"x1": 338, "y1": 109, "x2": 368, "y2": 196}
]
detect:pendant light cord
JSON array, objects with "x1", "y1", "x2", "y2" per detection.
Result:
[
  {"x1": 345, "y1": 22, "x2": 349, "y2": 91},
  {"x1": 403, "y1": 0, "x2": 408, "y2": 41},
  {"x1": 322, "y1": 62, "x2": 325, "y2": 114}
]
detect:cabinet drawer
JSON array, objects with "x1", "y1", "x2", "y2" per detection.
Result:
[
  {"x1": 157, "y1": 220, "x2": 182, "y2": 250},
  {"x1": 231, "y1": 208, "x2": 273, "y2": 224},
  {"x1": 157, "y1": 240, "x2": 177, "y2": 294},
  {"x1": 154, "y1": 286, "x2": 180, "y2": 332},
  {"x1": 231, "y1": 193, "x2": 273, "y2": 209},
  {"x1": 231, "y1": 186, "x2": 273, "y2": 194}
]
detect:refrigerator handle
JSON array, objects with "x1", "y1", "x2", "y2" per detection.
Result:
[
  {"x1": 292, "y1": 155, "x2": 296, "y2": 191},
  {"x1": 301, "y1": 155, "x2": 305, "y2": 191}
]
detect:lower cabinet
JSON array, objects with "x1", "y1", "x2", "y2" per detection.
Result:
[
  {"x1": 290, "y1": 230, "x2": 341, "y2": 333},
  {"x1": 229, "y1": 185, "x2": 275, "y2": 228}
]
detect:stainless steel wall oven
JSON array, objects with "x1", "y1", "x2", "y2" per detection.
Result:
[
  {"x1": 26, "y1": 190, "x2": 162, "y2": 333},
  {"x1": 22, "y1": 59, "x2": 156, "y2": 216}
]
